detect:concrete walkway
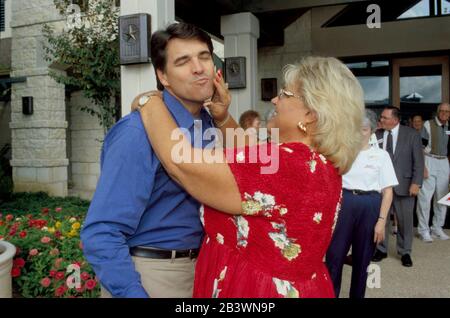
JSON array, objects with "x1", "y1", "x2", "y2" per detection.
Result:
[{"x1": 340, "y1": 228, "x2": 450, "y2": 298}]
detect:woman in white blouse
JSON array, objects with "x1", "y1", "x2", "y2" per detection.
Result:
[{"x1": 326, "y1": 109, "x2": 398, "y2": 298}]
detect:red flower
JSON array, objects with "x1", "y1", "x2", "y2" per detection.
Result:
[
  {"x1": 54, "y1": 231, "x2": 62, "y2": 239},
  {"x1": 11, "y1": 267, "x2": 21, "y2": 278},
  {"x1": 19, "y1": 231, "x2": 27, "y2": 238},
  {"x1": 8, "y1": 229, "x2": 16, "y2": 236},
  {"x1": 41, "y1": 208, "x2": 49, "y2": 215},
  {"x1": 40, "y1": 277, "x2": 51, "y2": 288},
  {"x1": 26, "y1": 214, "x2": 33, "y2": 219},
  {"x1": 85, "y1": 279, "x2": 97, "y2": 290},
  {"x1": 54, "y1": 285, "x2": 67, "y2": 297},
  {"x1": 55, "y1": 271, "x2": 65, "y2": 281},
  {"x1": 13, "y1": 258, "x2": 25, "y2": 268},
  {"x1": 0, "y1": 220, "x2": 4, "y2": 226},
  {"x1": 55, "y1": 207, "x2": 62, "y2": 212},
  {"x1": 0, "y1": 235, "x2": 3, "y2": 240},
  {"x1": 75, "y1": 284, "x2": 85, "y2": 293},
  {"x1": 15, "y1": 247, "x2": 21, "y2": 256},
  {"x1": 5, "y1": 214, "x2": 13, "y2": 222},
  {"x1": 49, "y1": 270, "x2": 57, "y2": 278},
  {"x1": 80, "y1": 272, "x2": 90, "y2": 281}
]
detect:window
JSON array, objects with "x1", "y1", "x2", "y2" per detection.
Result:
[
  {"x1": 0, "y1": 0, "x2": 5, "y2": 33},
  {"x1": 347, "y1": 61, "x2": 390, "y2": 106},
  {"x1": 398, "y1": 0, "x2": 430, "y2": 19}
]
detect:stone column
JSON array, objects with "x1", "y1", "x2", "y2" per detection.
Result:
[
  {"x1": 9, "y1": 0, "x2": 68, "y2": 197},
  {"x1": 221, "y1": 13, "x2": 260, "y2": 120},
  {"x1": 120, "y1": 0, "x2": 175, "y2": 116}
]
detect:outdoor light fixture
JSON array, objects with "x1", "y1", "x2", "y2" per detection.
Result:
[
  {"x1": 119, "y1": 13, "x2": 152, "y2": 65},
  {"x1": 22, "y1": 96, "x2": 33, "y2": 115}
]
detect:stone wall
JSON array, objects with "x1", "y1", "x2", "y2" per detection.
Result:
[
  {"x1": 67, "y1": 91, "x2": 103, "y2": 200},
  {"x1": 10, "y1": 0, "x2": 68, "y2": 197}
]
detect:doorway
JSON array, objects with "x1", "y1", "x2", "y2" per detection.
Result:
[{"x1": 392, "y1": 56, "x2": 449, "y2": 122}]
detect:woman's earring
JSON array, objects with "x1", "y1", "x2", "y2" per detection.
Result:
[{"x1": 298, "y1": 122, "x2": 307, "y2": 134}]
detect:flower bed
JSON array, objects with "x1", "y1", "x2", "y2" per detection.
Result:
[{"x1": 0, "y1": 193, "x2": 99, "y2": 298}]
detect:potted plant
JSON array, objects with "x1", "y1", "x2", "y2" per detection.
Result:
[{"x1": 0, "y1": 240, "x2": 16, "y2": 298}]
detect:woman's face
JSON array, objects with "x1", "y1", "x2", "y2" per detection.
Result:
[
  {"x1": 412, "y1": 115, "x2": 423, "y2": 131},
  {"x1": 267, "y1": 86, "x2": 312, "y2": 139}
]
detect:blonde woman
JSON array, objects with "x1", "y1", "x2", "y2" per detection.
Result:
[{"x1": 135, "y1": 57, "x2": 364, "y2": 297}]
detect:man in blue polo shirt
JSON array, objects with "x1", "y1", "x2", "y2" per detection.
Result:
[{"x1": 81, "y1": 23, "x2": 229, "y2": 298}]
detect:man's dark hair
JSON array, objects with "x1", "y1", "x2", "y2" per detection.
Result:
[
  {"x1": 150, "y1": 23, "x2": 214, "y2": 90},
  {"x1": 384, "y1": 106, "x2": 400, "y2": 120}
]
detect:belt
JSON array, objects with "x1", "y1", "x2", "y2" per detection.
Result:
[
  {"x1": 425, "y1": 153, "x2": 447, "y2": 160},
  {"x1": 130, "y1": 246, "x2": 199, "y2": 260},
  {"x1": 344, "y1": 189, "x2": 379, "y2": 196}
]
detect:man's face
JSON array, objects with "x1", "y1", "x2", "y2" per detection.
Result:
[
  {"x1": 412, "y1": 115, "x2": 423, "y2": 131},
  {"x1": 437, "y1": 103, "x2": 450, "y2": 124},
  {"x1": 379, "y1": 109, "x2": 399, "y2": 130},
  {"x1": 157, "y1": 38, "x2": 215, "y2": 106}
]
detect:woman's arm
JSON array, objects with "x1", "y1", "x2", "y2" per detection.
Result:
[
  {"x1": 374, "y1": 186, "x2": 393, "y2": 244},
  {"x1": 138, "y1": 94, "x2": 243, "y2": 215}
]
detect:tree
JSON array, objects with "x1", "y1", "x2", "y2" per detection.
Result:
[{"x1": 43, "y1": 0, "x2": 120, "y2": 133}]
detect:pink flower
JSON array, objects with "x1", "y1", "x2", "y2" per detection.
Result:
[
  {"x1": 41, "y1": 236, "x2": 51, "y2": 244},
  {"x1": 85, "y1": 279, "x2": 97, "y2": 290},
  {"x1": 40, "y1": 277, "x2": 51, "y2": 288},
  {"x1": 49, "y1": 248, "x2": 59, "y2": 256},
  {"x1": 5, "y1": 214, "x2": 13, "y2": 222},
  {"x1": 55, "y1": 207, "x2": 62, "y2": 212},
  {"x1": 29, "y1": 249, "x2": 39, "y2": 256},
  {"x1": 54, "y1": 258, "x2": 63, "y2": 269},
  {"x1": 81, "y1": 272, "x2": 90, "y2": 281}
]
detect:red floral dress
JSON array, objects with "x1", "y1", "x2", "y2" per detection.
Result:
[{"x1": 193, "y1": 142, "x2": 342, "y2": 298}]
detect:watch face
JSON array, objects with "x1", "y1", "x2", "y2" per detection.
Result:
[{"x1": 139, "y1": 95, "x2": 150, "y2": 107}]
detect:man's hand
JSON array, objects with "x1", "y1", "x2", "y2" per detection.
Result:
[
  {"x1": 204, "y1": 69, "x2": 231, "y2": 124},
  {"x1": 409, "y1": 183, "x2": 421, "y2": 196},
  {"x1": 131, "y1": 91, "x2": 162, "y2": 112},
  {"x1": 424, "y1": 167, "x2": 429, "y2": 179}
]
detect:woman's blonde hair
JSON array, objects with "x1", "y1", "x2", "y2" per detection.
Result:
[{"x1": 283, "y1": 56, "x2": 364, "y2": 175}]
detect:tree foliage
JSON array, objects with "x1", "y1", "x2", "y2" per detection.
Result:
[{"x1": 43, "y1": 0, "x2": 120, "y2": 132}]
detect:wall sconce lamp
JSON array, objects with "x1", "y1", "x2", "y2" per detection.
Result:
[{"x1": 22, "y1": 96, "x2": 33, "y2": 115}]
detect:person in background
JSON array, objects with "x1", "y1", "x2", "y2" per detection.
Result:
[
  {"x1": 326, "y1": 109, "x2": 398, "y2": 298},
  {"x1": 416, "y1": 103, "x2": 450, "y2": 242},
  {"x1": 372, "y1": 106, "x2": 424, "y2": 267},
  {"x1": 411, "y1": 114, "x2": 429, "y2": 147}
]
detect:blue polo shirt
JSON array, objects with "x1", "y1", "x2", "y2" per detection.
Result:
[{"x1": 80, "y1": 90, "x2": 215, "y2": 298}]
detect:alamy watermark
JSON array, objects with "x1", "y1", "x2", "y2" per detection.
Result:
[{"x1": 170, "y1": 124, "x2": 280, "y2": 174}]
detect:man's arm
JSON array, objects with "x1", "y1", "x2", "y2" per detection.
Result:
[{"x1": 80, "y1": 125, "x2": 155, "y2": 298}]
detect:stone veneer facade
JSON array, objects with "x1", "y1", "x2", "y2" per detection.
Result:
[{"x1": 9, "y1": 0, "x2": 101, "y2": 199}]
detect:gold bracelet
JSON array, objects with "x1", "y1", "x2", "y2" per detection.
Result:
[{"x1": 215, "y1": 113, "x2": 230, "y2": 128}]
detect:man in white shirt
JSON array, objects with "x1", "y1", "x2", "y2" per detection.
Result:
[{"x1": 416, "y1": 102, "x2": 450, "y2": 242}]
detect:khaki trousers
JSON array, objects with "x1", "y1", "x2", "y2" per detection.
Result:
[{"x1": 101, "y1": 256, "x2": 196, "y2": 298}]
